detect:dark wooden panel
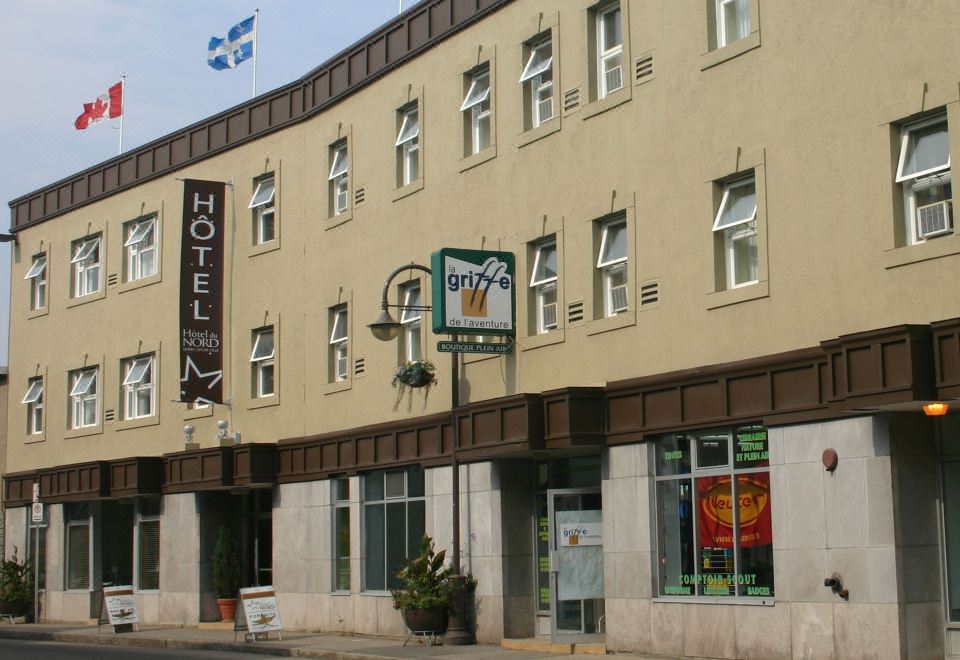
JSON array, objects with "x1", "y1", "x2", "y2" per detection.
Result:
[
  {"x1": 162, "y1": 446, "x2": 233, "y2": 494},
  {"x1": 728, "y1": 373, "x2": 770, "y2": 416},
  {"x1": 38, "y1": 461, "x2": 109, "y2": 502},
  {"x1": 2, "y1": 471, "x2": 37, "y2": 508},
  {"x1": 456, "y1": 394, "x2": 543, "y2": 461},
  {"x1": 109, "y1": 457, "x2": 163, "y2": 497},
  {"x1": 233, "y1": 443, "x2": 279, "y2": 486},
  {"x1": 209, "y1": 119, "x2": 228, "y2": 151},
  {"x1": 933, "y1": 318, "x2": 960, "y2": 398},
  {"x1": 681, "y1": 381, "x2": 724, "y2": 422},
  {"x1": 542, "y1": 387, "x2": 604, "y2": 449}
]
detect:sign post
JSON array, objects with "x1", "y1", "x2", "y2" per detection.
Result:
[{"x1": 32, "y1": 484, "x2": 40, "y2": 623}]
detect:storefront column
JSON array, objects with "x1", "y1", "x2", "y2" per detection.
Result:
[{"x1": 158, "y1": 493, "x2": 201, "y2": 624}]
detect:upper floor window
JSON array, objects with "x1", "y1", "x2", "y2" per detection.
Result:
[
  {"x1": 460, "y1": 67, "x2": 491, "y2": 155},
  {"x1": 24, "y1": 254, "x2": 47, "y2": 311},
  {"x1": 530, "y1": 239, "x2": 558, "y2": 334},
  {"x1": 22, "y1": 377, "x2": 43, "y2": 435},
  {"x1": 69, "y1": 366, "x2": 99, "y2": 429},
  {"x1": 249, "y1": 175, "x2": 276, "y2": 244},
  {"x1": 70, "y1": 235, "x2": 101, "y2": 298},
  {"x1": 400, "y1": 284, "x2": 422, "y2": 362},
  {"x1": 250, "y1": 327, "x2": 275, "y2": 398},
  {"x1": 520, "y1": 37, "x2": 553, "y2": 129},
  {"x1": 330, "y1": 306, "x2": 349, "y2": 382},
  {"x1": 122, "y1": 354, "x2": 155, "y2": 420},
  {"x1": 329, "y1": 142, "x2": 350, "y2": 216},
  {"x1": 713, "y1": 176, "x2": 758, "y2": 289},
  {"x1": 597, "y1": 217, "x2": 628, "y2": 317},
  {"x1": 597, "y1": 3, "x2": 623, "y2": 99},
  {"x1": 896, "y1": 114, "x2": 953, "y2": 244},
  {"x1": 716, "y1": 0, "x2": 750, "y2": 48},
  {"x1": 395, "y1": 107, "x2": 420, "y2": 187},
  {"x1": 124, "y1": 217, "x2": 157, "y2": 282}
]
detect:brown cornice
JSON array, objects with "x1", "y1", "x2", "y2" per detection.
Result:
[
  {"x1": 2, "y1": 470, "x2": 37, "y2": 508},
  {"x1": 8, "y1": 0, "x2": 514, "y2": 232},
  {"x1": 932, "y1": 318, "x2": 960, "y2": 399}
]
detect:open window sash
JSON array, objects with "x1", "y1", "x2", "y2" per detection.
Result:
[
  {"x1": 530, "y1": 241, "x2": 558, "y2": 286},
  {"x1": 71, "y1": 238, "x2": 100, "y2": 264},
  {"x1": 519, "y1": 40, "x2": 553, "y2": 83},
  {"x1": 330, "y1": 309, "x2": 349, "y2": 344},
  {"x1": 24, "y1": 255, "x2": 46, "y2": 280},
  {"x1": 22, "y1": 379, "x2": 43, "y2": 405},
  {"x1": 400, "y1": 287, "x2": 422, "y2": 324},
  {"x1": 124, "y1": 219, "x2": 155, "y2": 247},
  {"x1": 896, "y1": 117, "x2": 951, "y2": 182},
  {"x1": 597, "y1": 220, "x2": 627, "y2": 268},
  {"x1": 122, "y1": 357, "x2": 152, "y2": 387},
  {"x1": 459, "y1": 71, "x2": 490, "y2": 112},
  {"x1": 328, "y1": 146, "x2": 349, "y2": 181},
  {"x1": 713, "y1": 178, "x2": 757, "y2": 232},
  {"x1": 250, "y1": 330, "x2": 275, "y2": 362},
  {"x1": 248, "y1": 177, "x2": 276, "y2": 209},
  {"x1": 70, "y1": 370, "x2": 96, "y2": 397},
  {"x1": 395, "y1": 110, "x2": 420, "y2": 147}
]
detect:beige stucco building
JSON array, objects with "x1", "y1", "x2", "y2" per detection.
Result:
[{"x1": 4, "y1": 1, "x2": 960, "y2": 657}]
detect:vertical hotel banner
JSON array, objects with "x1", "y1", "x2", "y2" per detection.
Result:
[{"x1": 180, "y1": 179, "x2": 225, "y2": 404}]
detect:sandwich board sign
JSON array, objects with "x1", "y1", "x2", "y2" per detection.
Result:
[
  {"x1": 430, "y1": 248, "x2": 515, "y2": 336},
  {"x1": 235, "y1": 585, "x2": 283, "y2": 642},
  {"x1": 98, "y1": 585, "x2": 139, "y2": 633}
]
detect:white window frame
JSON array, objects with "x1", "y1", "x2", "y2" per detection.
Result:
[
  {"x1": 329, "y1": 143, "x2": 350, "y2": 215},
  {"x1": 461, "y1": 68, "x2": 491, "y2": 155},
  {"x1": 249, "y1": 175, "x2": 276, "y2": 244},
  {"x1": 22, "y1": 377, "x2": 44, "y2": 435},
  {"x1": 400, "y1": 284, "x2": 423, "y2": 362},
  {"x1": 330, "y1": 307, "x2": 349, "y2": 382},
  {"x1": 122, "y1": 355, "x2": 155, "y2": 420},
  {"x1": 713, "y1": 176, "x2": 759, "y2": 289},
  {"x1": 530, "y1": 239, "x2": 558, "y2": 333},
  {"x1": 520, "y1": 37, "x2": 554, "y2": 128},
  {"x1": 69, "y1": 367, "x2": 99, "y2": 429},
  {"x1": 124, "y1": 217, "x2": 157, "y2": 282},
  {"x1": 25, "y1": 254, "x2": 47, "y2": 311},
  {"x1": 716, "y1": 0, "x2": 750, "y2": 48},
  {"x1": 597, "y1": 3, "x2": 623, "y2": 99},
  {"x1": 396, "y1": 108, "x2": 420, "y2": 186},
  {"x1": 250, "y1": 327, "x2": 275, "y2": 398},
  {"x1": 597, "y1": 218, "x2": 628, "y2": 317},
  {"x1": 896, "y1": 114, "x2": 953, "y2": 245},
  {"x1": 71, "y1": 236, "x2": 101, "y2": 298}
]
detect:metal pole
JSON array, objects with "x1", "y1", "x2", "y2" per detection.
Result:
[
  {"x1": 117, "y1": 74, "x2": 126, "y2": 156},
  {"x1": 252, "y1": 9, "x2": 260, "y2": 98},
  {"x1": 34, "y1": 522, "x2": 39, "y2": 623},
  {"x1": 450, "y1": 332, "x2": 460, "y2": 571}
]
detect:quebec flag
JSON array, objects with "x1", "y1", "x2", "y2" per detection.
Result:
[{"x1": 208, "y1": 15, "x2": 256, "y2": 70}]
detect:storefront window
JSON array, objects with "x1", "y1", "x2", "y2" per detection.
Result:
[
  {"x1": 363, "y1": 465, "x2": 425, "y2": 591},
  {"x1": 64, "y1": 503, "x2": 91, "y2": 591},
  {"x1": 654, "y1": 425, "x2": 774, "y2": 599},
  {"x1": 333, "y1": 476, "x2": 351, "y2": 592},
  {"x1": 26, "y1": 508, "x2": 47, "y2": 590}
]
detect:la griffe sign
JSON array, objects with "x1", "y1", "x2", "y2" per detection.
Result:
[
  {"x1": 179, "y1": 179, "x2": 225, "y2": 404},
  {"x1": 430, "y1": 248, "x2": 515, "y2": 336}
]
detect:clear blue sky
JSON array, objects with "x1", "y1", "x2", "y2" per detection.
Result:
[{"x1": 0, "y1": 0, "x2": 418, "y2": 366}]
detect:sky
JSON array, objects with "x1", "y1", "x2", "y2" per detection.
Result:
[{"x1": 0, "y1": 0, "x2": 419, "y2": 366}]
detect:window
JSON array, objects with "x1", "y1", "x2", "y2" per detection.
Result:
[
  {"x1": 400, "y1": 284, "x2": 423, "y2": 362},
  {"x1": 396, "y1": 107, "x2": 420, "y2": 187},
  {"x1": 597, "y1": 217, "x2": 628, "y2": 317},
  {"x1": 24, "y1": 254, "x2": 46, "y2": 311},
  {"x1": 896, "y1": 114, "x2": 953, "y2": 245},
  {"x1": 22, "y1": 377, "x2": 43, "y2": 435},
  {"x1": 26, "y1": 507, "x2": 48, "y2": 590},
  {"x1": 122, "y1": 354, "x2": 154, "y2": 420},
  {"x1": 70, "y1": 235, "x2": 101, "y2": 298},
  {"x1": 597, "y1": 3, "x2": 623, "y2": 99},
  {"x1": 124, "y1": 217, "x2": 157, "y2": 282},
  {"x1": 65, "y1": 503, "x2": 91, "y2": 591},
  {"x1": 330, "y1": 306, "x2": 349, "y2": 382},
  {"x1": 69, "y1": 367, "x2": 98, "y2": 429},
  {"x1": 461, "y1": 67, "x2": 492, "y2": 155},
  {"x1": 137, "y1": 499, "x2": 160, "y2": 591},
  {"x1": 713, "y1": 176, "x2": 758, "y2": 289},
  {"x1": 363, "y1": 466, "x2": 425, "y2": 591},
  {"x1": 249, "y1": 175, "x2": 276, "y2": 244},
  {"x1": 530, "y1": 239, "x2": 558, "y2": 333},
  {"x1": 716, "y1": 0, "x2": 750, "y2": 48},
  {"x1": 333, "y1": 476, "x2": 351, "y2": 591},
  {"x1": 654, "y1": 425, "x2": 773, "y2": 599},
  {"x1": 250, "y1": 327, "x2": 275, "y2": 398},
  {"x1": 520, "y1": 37, "x2": 553, "y2": 129},
  {"x1": 329, "y1": 142, "x2": 349, "y2": 216}
]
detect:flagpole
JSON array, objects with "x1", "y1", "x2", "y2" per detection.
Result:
[
  {"x1": 118, "y1": 74, "x2": 126, "y2": 155},
  {"x1": 252, "y1": 8, "x2": 259, "y2": 99}
]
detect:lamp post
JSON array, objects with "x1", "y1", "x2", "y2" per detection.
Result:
[{"x1": 368, "y1": 262, "x2": 473, "y2": 645}]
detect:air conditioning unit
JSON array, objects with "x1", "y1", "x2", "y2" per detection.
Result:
[
  {"x1": 541, "y1": 302, "x2": 558, "y2": 330},
  {"x1": 916, "y1": 200, "x2": 953, "y2": 239},
  {"x1": 337, "y1": 356, "x2": 348, "y2": 381},
  {"x1": 610, "y1": 284, "x2": 629, "y2": 314},
  {"x1": 605, "y1": 66, "x2": 623, "y2": 94}
]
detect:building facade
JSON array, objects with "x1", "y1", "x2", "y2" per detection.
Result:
[{"x1": 4, "y1": 1, "x2": 960, "y2": 657}]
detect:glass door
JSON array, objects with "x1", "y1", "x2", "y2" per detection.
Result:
[{"x1": 548, "y1": 488, "x2": 604, "y2": 643}]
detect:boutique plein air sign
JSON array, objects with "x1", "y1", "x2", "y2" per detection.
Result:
[{"x1": 431, "y1": 248, "x2": 515, "y2": 336}]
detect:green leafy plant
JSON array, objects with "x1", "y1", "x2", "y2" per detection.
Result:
[
  {"x1": 0, "y1": 548, "x2": 32, "y2": 611},
  {"x1": 211, "y1": 525, "x2": 241, "y2": 598},
  {"x1": 390, "y1": 535, "x2": 453, "y2": 611},
  {"x1": 391, "y1": 360, "x2": 437, "y2": 410}
]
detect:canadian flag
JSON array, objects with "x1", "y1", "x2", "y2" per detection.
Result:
[{"x1": 74, "y1": 82, "x2": 123, "y2": 130}]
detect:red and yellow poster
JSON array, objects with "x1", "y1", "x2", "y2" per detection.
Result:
[{"x1": 697, "y1": 473, "x2": 772, "y2": 549}]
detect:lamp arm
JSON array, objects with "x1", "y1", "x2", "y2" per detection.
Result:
[{"x1": 378, "y1": 262, "x2": 432, "y2": 311}]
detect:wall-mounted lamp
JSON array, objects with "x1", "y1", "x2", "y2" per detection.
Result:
[
  {"x1": 822, "y1": 448, "x2": 839, "y2": 472},
  {"x1": 923, "y1": 402, "x2": 950, "y2": 417},
  {"x1": 216, "y1": 419, "x2": 241, "y2": 445},
  {"x1": 184, "y1": 424, "x2": 197, "y2": 450}
]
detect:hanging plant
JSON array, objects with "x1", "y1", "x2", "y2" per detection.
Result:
[{"x1": 392, "y1": 360, "x2": 437, "y2": 410}]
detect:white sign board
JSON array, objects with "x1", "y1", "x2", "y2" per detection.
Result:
[
  {"x1": 31, "y1": 502, "x2": 44, "y2": 523},
  {"x1": 431, "y1": 248, "x2": 515, "y2": 336},
  {"x1": 32, "y1": 483, "x2": 40, "y2": 503},
  {"x1": 558, "y1": 521, "x2": 603, "y2": 547},
  {"x1": 103, "y1": 585, "x2": 140, "y2": 625},
  {"x1": 239, "y1": 586, "x2": 283, "y2": 634}
]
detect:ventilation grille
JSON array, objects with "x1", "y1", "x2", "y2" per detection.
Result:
[
  {"x1": 354, "y1": 357, "x2": 366, "y2": 378},
  {"x1": 635, "y1": 52, "x2": 655, "y2": 84},
  {"x1": 567, "y1": 299, "x2": 585, "y2": 325},
  {"x1": 354, "y1": 186, "x2": 367, "y2": 207},
  {"x1": 640, "y1": 280, "x2": 660, "y2": 308},
  {"x1": 104, "y1": 409, "x2": 115, "y2": 423},
  {"x1": 562, "y1": 87, "x2": 580, "y2": 114},
  {"x1": 917, "y1": 200, "x2": 953, "y2": 239},
  {"x1": 610, "y1": 284, "x2": 629, "y2": 313},
  {"x1": 107, "y1": 273, "x2": 119, "y2": 287}
]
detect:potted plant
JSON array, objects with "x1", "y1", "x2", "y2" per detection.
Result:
[
  {"x1": 392, "y1": 360, "x2": 437, "y2": 410},
  {"x1": 211, "y1": 525, "x2": 241, "y2": 621},
  {"x1": 0, "y1": 549, "x2": 32, "y2": 619},
  {"x1": 390, "y1": 535, "x2": 453, "y2": 634}
]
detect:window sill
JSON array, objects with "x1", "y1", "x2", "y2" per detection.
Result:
[
  {"x1": 459, "y1": 145, "x2": 497, "y2": 173},
  {"x1": 117, "y1": 272, "x2": 162, "y2": 295},
  {"x1": 883, "y1": 235, "x2": 960, "y2": 269},
  {"x1": 24, "y1": 433, "x2": 46, "y2": 444},
  {"x1": 66, "y1": 289, "x2": 106, "y2": 309},
  {"x1": 392, "y1": 178, "x2": 424, "y2": 202},
  {"x1": 114, "y1": 415, "x2": 160, "y2": 432},
  {"x1": 27, "y1": 307, "x2": 49, "y2": 320},
  {"x1": 249, "y1": 240, "x2": 281, "y2": 258},
  {"x1": 519, "y1": 329, "x2": 565, "y2": 351},
  {"x1": 581, "y1": 86, "x2": 631, "y2": 121},
  {"x1": 705, "y1": 280, "x2": 769, "y2": 310},
  {"x1": 515, "y1": 119, "x2": 560, "y2": 149},
  {"x1": 247, "y1": 395, "x2": 279, "y2": 410},
  {"x1": 324, "y1": 379, "x2": 352, "y2": 395},
  {"x1": 65, "y1": 424, "x2": 103, "y2": 439},
  {"x1": 183, "y1": 405, "x2": 214, "y2": 420},
  {"x1": 325, "y1": 209, "x2": 354, "y2": 231},
  {"x1": 700, "y1": 31, "x2": 761, "y2": 71},
  {"x1": 586, "y1": 310, "x2": 636, "y2": 336}
]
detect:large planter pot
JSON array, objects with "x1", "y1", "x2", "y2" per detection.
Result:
[
  {"x1": 216, "y1": 597, "x2": 238, "y2": 622},
  {"x1": 0, "y1": 600, "x2": 29, "y2": 617},
  {"x1": 403, "y1": 607, "x2": 447, "y2": 633}
]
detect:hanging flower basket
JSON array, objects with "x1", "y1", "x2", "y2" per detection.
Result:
[{"x1": 392, "y1": 360, "x2": 437, "y2": 410}]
